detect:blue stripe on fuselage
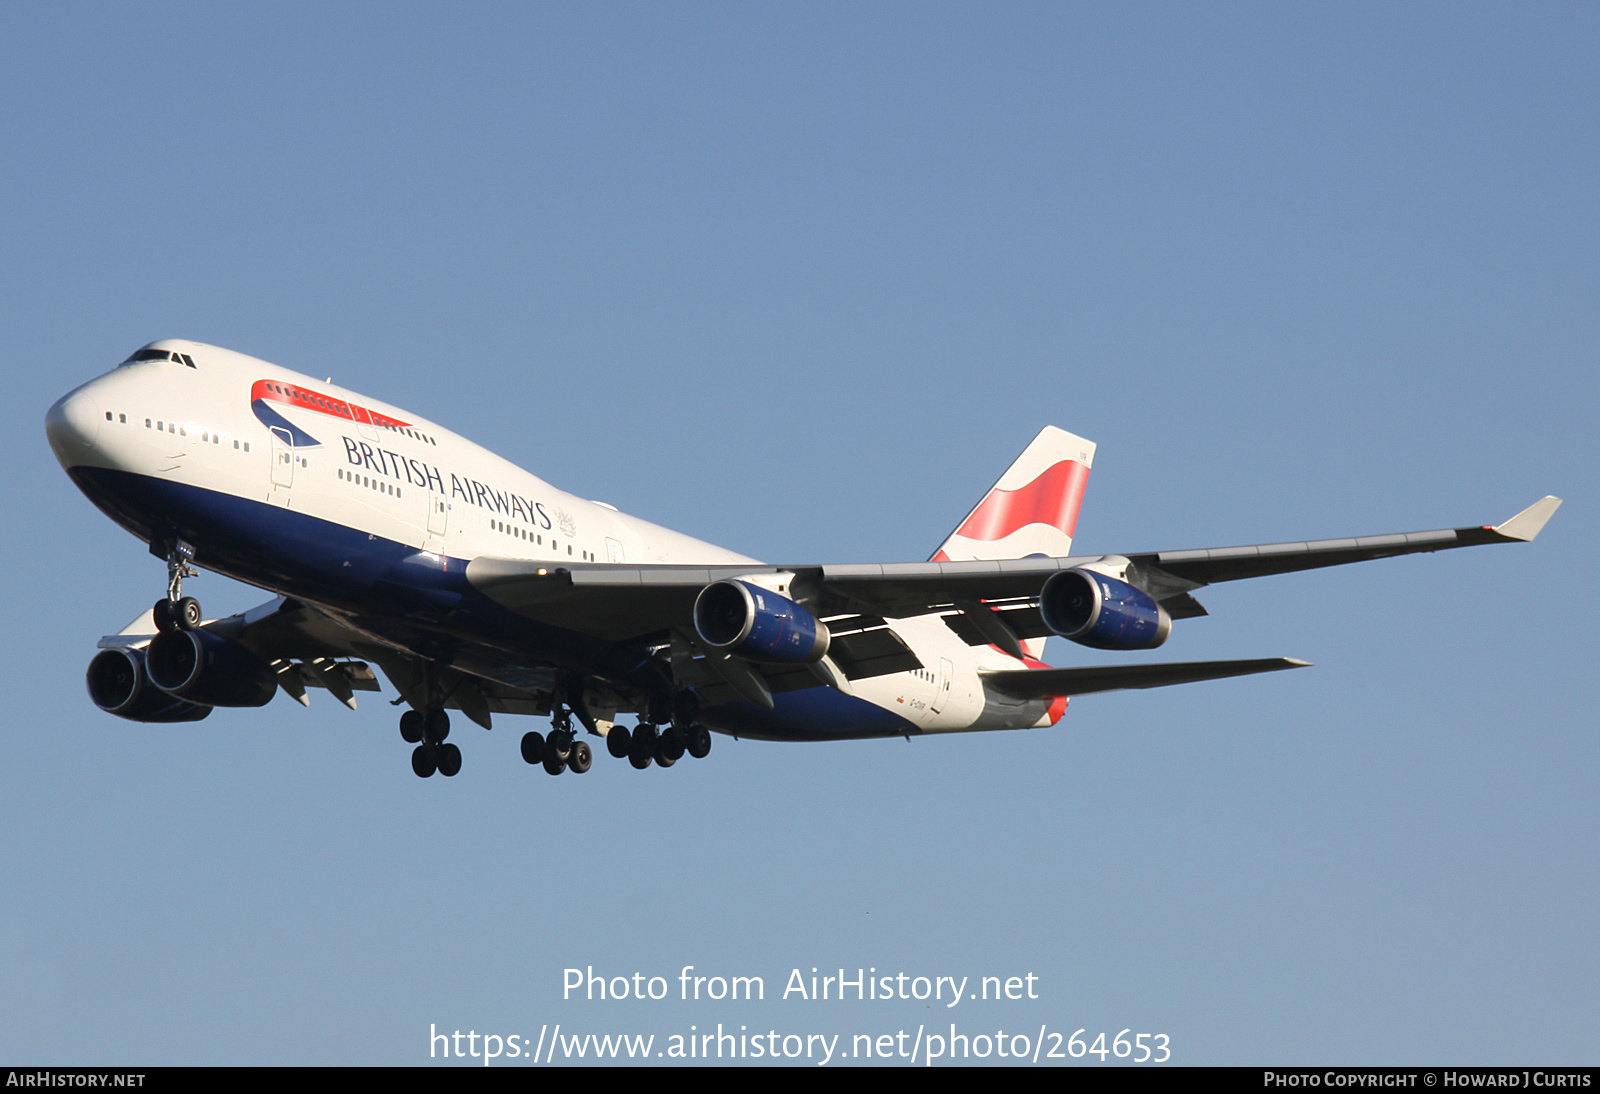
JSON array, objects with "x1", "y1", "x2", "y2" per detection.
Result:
[
  {"x1": 69, "y1": 465, "x2": 452, "y2": 603},
  {"x1": 700, "y1": 686, "x2": 918, "y2": 742},
  {"x1": 251, "y1": 399, "x2": 320, "y2": 448},
  {"x1": 64, "y1": 467, "x2": 641, "y2": 678}
]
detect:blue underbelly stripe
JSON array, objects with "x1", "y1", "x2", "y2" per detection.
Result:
[
  {"x1": 68, "y1": 467, "x2": 915, "y2": 742},
  {"x1": 700, "y1": 685, "x2": 918, "y2": 741}
]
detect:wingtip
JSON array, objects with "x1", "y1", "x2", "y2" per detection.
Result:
[
  {"x1": 1283, "y1": 658, "x2": 1313, "y2": 668},
  {"x1": 1493, "y1": 496, "x2": 1563, "y2": 542}
]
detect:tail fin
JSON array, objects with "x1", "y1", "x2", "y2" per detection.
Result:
[
  {"x1": 932, "y1": 425, "x2": 1096, "y2": 658},
  {"x1": 932, "y1": 425, "x2": 1096, "y2": 563}
]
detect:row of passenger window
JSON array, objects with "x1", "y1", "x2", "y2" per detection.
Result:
[
  {"x1": 114, "y1": 411, "x2": 252, "y2": 451},
  {"x1": 385, "y1": 422, "x2": 437, "y2": 446},
  {"x1": 339, "y1": 468, "x2": 402, "y2": 498},
  {"x1": 490, "y1": 518, "x2": 590, "y2": 560}
]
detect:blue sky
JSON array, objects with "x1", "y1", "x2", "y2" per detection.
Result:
[{"x1": 3, "y1": 2, "x2": 1595, "y2": 1065}]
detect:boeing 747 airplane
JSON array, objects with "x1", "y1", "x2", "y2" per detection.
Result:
[{"x1": 46, "y1": 340, "x2": 1561, "y2": 779}]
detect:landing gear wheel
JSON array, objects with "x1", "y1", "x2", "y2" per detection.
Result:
[
  {"x1": 629, "y1": 723, "x2": 657, "y2": 770},
  {"x1": 606, "y1": 725, "x2": 631, "y2": 759},
  {"x1": 411, "y1": 745, "x2": 437, "y2": 778},
  {"x1": 424, "y1": 710, "x2": 450, "y2": 744},
  {"x1": 400, "y1": 710, "x2": 424, "y2": 744},
  {"x1": 175, "y1": 596, "x2": 202, "y2": 630},
  {"x1": 153, "y1": 598, "x2": 178, "y2": 633},
  {"x1": 657, "y1": 726, "x2": 685, "y2": 764},
  {"x1": 547, "y1": 728, "x2": 572, "y2": 760},
  {"x1": 520, "y1": 731, "x2": 545, "y2": 765},
  {"x1": 543, "y1": 750, "x2": 567, "y2": 776},
  {"x1": 436, "y1": 743, "x2": 462, "y2": 777},
  {"x1": 568, "y1": 740, "x2": 592, "y2": 774},
  {"x1": 686, "y1": 724, "x2": 712, "y2": 759}
]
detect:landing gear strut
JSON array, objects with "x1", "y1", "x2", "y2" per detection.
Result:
[{"x1": 153, "y1": 542, "x2": 202, "y2": 632}]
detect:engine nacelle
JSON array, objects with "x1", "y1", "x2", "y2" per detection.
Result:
[
  {"x1": 146, "y1": 629, "x2": 278, "y2": 708},
  {"x1": 1040, "y1": 568, "x2": 1172, "y2": 650},
  {"x1": 693, "y1": 580, "x2": 831, "y2": 663},
  {"x1": 86, "y1": 647, "x2": 212, "y2": 723}
]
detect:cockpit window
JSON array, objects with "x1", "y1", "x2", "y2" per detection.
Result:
[{"x1": 121, "y1": 348, "x2": 197, "y2": 367}]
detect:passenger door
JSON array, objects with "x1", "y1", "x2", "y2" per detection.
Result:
[{"x1": 269, "y1": 426, "x2": 294, "y2": 500}]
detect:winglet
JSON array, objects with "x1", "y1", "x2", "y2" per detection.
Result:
[{"x1": 1492, "y1": 496, "x2": 1562, "y2": 542}]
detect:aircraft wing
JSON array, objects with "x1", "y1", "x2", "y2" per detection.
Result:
[
  {"x1": 466, "y1": 496, "x2": 1561, "y2": 643},
  {"x1": 99, "y1": 596, "x2": 555, "y2": 724}
]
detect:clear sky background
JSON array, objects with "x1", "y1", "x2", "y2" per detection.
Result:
[{"x1": 1, "y1": 2, "x2": 1595, "y2": 1066}]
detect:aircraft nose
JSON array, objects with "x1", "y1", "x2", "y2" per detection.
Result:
[{"x1": 45, "y1": 386, "x2": 103, "y2": 467}]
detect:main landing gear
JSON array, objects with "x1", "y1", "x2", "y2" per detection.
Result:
[
  {"x1": 604, "y1": 720, "x2": 712, "y2": 771},
  {"x1": 605, "y1": 690, "x2": 712, "y2": 771},
  {"x1": 519, "y1": 707, "x2": 593, "y2": 777},
  {"x1": 402, "y1": 660, "x2": 462, "y2": 778},
  {"x1": 515, "y1": 693, "x2": 713, "y2": 779},
  {"x1": 402, "y1": 707, "x2": 462, "y2": 778},
  {"x1": 512, "y1": 690, "x2": 713, "y2": 777},
  {"x1": 152, "y1": 543, "x2": 202, "y2": 633}
]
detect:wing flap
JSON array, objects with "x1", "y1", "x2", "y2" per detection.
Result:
[
  {"x1": 829, "y1": 628, "x2": 924, "y2": 680},
  {"x1": 941, "y1": 604, "x2": 1053, "y2": 647}
]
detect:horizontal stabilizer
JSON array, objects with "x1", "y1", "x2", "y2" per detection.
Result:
[{"x1": 984, "y1": 657, "x2": 1310, "y2": 701}]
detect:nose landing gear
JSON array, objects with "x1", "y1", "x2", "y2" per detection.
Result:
[{"x1": 152, "y1": 542, "x2": 202, "y2": 632}]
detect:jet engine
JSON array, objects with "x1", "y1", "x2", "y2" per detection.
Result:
[
  {"x1": 86, "y1": 647, "x2": 212, "y2": 723},
  {"x1": 1040, "y1": 568, "x2": 1172, "y2": 650},
  {"x1": 693, "y1": 580, "x2": 831, "y2": 663},
  {"x1": 145, "y1": 629, "x2": 278, "y2": 708}
]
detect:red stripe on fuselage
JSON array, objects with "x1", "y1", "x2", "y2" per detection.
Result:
[
  {"x1": 1016, "y1": 652, "x2": 1070, "y2": 725},
  {"x1": 955, "y1": 460, "x2": 1090, "y2": 542},
  {"x1": 249, "y1": 380, "x2": 411, "y2": 430}
]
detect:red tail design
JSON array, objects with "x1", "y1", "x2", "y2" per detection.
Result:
[{"x1": 954, "y1": 460, "x2": 1090, "y2": 543}]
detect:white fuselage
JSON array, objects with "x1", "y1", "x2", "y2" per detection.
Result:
[{"x1": 48, "y1": 340, "x2": 1061, "y2": 738}]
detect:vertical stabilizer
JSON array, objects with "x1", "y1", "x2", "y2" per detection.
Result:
[
  {"x1": 932, "y1": 426, "x2": 1096, "y2": 563},
  {"x1": 932, "y1": 425, "x2": 1096, "y2": 657}
]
